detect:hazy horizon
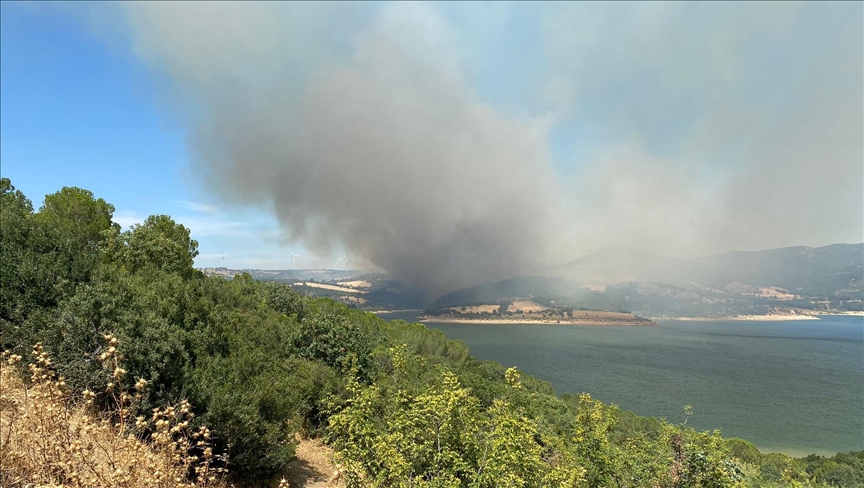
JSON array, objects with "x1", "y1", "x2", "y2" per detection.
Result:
[{"x1": 3, "y1": 2, "x2": 862, "y2": 294}]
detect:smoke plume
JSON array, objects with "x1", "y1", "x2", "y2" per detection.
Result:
[
  {"x1": 90, "y1": 2, "x2": 862, "y2": 294},
  {"x1": 115, "y1": 3, "x2": 566, "y2": 295}
]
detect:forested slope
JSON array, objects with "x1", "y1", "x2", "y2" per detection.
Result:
[{"x1": 1, "y1": 178, "x2": 861, "y2": 487}]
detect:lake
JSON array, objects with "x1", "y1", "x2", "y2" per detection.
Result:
[{"x1": 377, "y1": 312, "x2": 864, "y2": 457}]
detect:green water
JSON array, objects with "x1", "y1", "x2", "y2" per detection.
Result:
[{"x1": 378, "y1": 313, "x2": 864, "y2": 456}]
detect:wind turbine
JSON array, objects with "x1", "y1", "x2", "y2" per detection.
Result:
[
  {"x1": 291, "y1": 252, "x2": 300, "y2": 270},
  {"x1": 220, "y1": 252, "x2": 227, "y2": 268},
  {"x1": 339, "y1": 253, "x2": 347, "y2": 271}
]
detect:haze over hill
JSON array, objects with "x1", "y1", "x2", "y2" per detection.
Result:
[
  {"x1": 232, "y1": 243, "x2": 863, "y2": 317},
  {"x1": 432, "y1": 243, "x2": 863, "y2": 317},
  {"x1": 554, "y1": 243, "x2": 864, "y2": 294}
]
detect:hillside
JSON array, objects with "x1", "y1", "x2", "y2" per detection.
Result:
[
  {"x1": 3, "y1": 179, "x2": 862, "y2": 487},
  {"x1": 557, "y1": 244, "x2": 863, "y2": 303},
  {"x1": 437, "y1": 244, "x2": 864, "y2": 318},
  {"x1": 202, "y1": 268, "x2": 427, "y2": 311},
  {"x1": 205, "y1": 244, "x2": 863, "y2": 319}
]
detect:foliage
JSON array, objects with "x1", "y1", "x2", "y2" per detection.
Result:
[
  {"x1": 290, "y1": 312, "x2": 373, "y2": 380},
  {"x1": 1, "y1": 178, "x2": 861, "y2": 486},
  {"x1": 103, "y1": 214, "x2": 199, "y2": 276}
]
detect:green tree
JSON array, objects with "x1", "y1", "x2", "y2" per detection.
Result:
[
  {"x1": 105, "y1": 215, "x2": 198, "y2": 276},
  {"x1": 0, "y1": 178, "x2": 35, "y2": 323},
  {"x1": 35, "y1": 186, "x2": 116, "y2": 253},
  {"x1": 290, "y1": 312, "x2": 372, "y2": 379}
]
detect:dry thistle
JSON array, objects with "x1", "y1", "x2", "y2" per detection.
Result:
[{"x1": 0, "y1": 337, "x2": 229, "y2": 488}]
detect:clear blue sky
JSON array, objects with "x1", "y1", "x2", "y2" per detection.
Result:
[
  {"x1": 2, "y1": 2, "x2": 861, "y2": 270},
  {"x1": 1, "y1": 3, "x2": 288, "y2": 269}
]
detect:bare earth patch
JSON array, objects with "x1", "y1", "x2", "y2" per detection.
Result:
[{"x1": 275, "y1": 438, "x2": 344, "y2": 488}]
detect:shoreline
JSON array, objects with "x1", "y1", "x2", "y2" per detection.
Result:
[
  {"x1": 658, "y1": 314, "x2": 820, "y2": 322},
  {"x1": 377, "y1": 311, "x2": 863, "y2": 323},
  {"x1": 418, "y1": 317, "x2": 656, "y2": 326}
]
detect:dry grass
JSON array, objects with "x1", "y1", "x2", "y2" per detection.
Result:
[
  {"x1": 336, "y1": 281, "x2": 371, "y2": 289},
  {"x1": 0, "y1": 338, "x2": 229, "y2": 488},
  {"x1": 447, "y1": 305, "x2": 500, "y2": 314},
  {"x1": 507, "y1": 300, "x2": 547, "y2": 313},
  {"x1": 755, "y1": 287, "x2": 796, "y2": 300},
  {"x1": 296, "y1": 283, "x2": 367, "y2": 294}
]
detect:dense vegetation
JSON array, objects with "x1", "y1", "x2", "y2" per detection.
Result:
[{"x1": 1, "y1": 177, "x2": 861, "y2": 487}]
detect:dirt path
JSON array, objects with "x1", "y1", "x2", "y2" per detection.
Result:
[{"x1": 274, "y1": 438, "x2": 344, "y2": 488}]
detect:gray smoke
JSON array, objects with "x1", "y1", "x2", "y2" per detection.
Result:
[
  {"x1": 114, "y1": 2, "x2": 567, "y2": 295},
  {"x1": 83, "y1": 2, "x2": 862, "y2": 294},
  {"x1": 542, "y1": 2, "x2": 864, "y2": 259}
]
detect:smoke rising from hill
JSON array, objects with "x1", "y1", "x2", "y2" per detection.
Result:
[
  {"x1": 95, "y1": 2, "x2": 862, "y2": 294},
  {"x1": 115, "y1": 3, "x2": 567, "y2": 295}
]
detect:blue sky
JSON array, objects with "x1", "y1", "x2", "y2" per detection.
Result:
[
  {"x1": 1, "y1": 3, "x2": 290, "y2": 269},
  {"x1": 2, "y1": 2, "x2": 861, "y2": 277}
]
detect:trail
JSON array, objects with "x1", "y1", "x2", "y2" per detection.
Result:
[{"x1": 275, "y1": 438, "x2": 344, "y2": 488}]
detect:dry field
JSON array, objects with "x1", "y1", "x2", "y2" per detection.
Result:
[
  {"x1": 296, "y1": 282, "x2": 368, "y2": 294},
  {"x1": 507, "y1": 300, "x2": 548, "y2": 313},
  {"x1": 337, "y1": 280, "x2": 371, "y2": 289},
  {"x1": 754, "y1": 287, "x2": 797, "y2": 300},
  {"x1": 447, "y1": 304, "x2": 500, "y2": 314},
  {"x1": 569, "y1": 310, "x2": 637, "y2": 321}
]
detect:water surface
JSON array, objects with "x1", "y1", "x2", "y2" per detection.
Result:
[{"x1": 377, "y1": 313, "x2": 864, "y2": 456}]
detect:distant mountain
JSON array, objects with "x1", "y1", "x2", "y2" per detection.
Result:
[
  {"x1": 432, "y1": 243, "x2": 863, "y2": 317},
  {"x1": 205, "y1": 244, "x2": 863, "y2": 317},
  {"x1": 201, "y1": 268, "x2": 427, "y2": 311},
  {"x1": 556, "y1": 246, "x2": 683, "y2": 284},
  {"x1": 429, "y1": 276, "x2": 625, "y2": 311},
  {"x1": 686, "y1": 244, "x2": 863, "y2": 298},
  {"x1": 556, "y1": 243, "x2": 862, "y2": 295}
]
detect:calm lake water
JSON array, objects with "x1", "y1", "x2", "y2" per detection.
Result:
[{"x1": 377, "y1": 313, "x2": 864, "y2": 457}]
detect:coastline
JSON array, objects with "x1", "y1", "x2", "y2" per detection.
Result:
[
  {"x1": 659, "y1": 314, "x2": 820, "y2": 322},
  {"x1": 418, "y1": 317, "x2": 655, "y2": 326},
  {"x1": 371, "y1": 309, "x2": 423, "y2": 314},
  {"x1": 378, "y1": 310, "x2": 863, "y2": 323}
]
